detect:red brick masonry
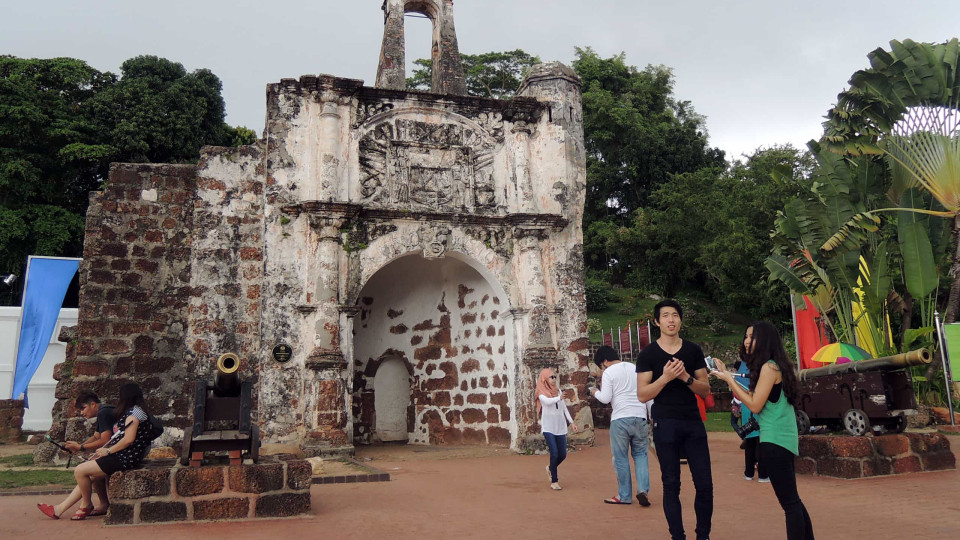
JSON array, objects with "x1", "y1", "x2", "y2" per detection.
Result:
[
  {"x1": 797, "y1": 432, "x2": 956, "y2": 479},
  {"x1": 0, "y1": 400, "x2": 24, "y2": 443},
  {"x1": 104, "y1": 456, "x2": 311, "y2": 525}
]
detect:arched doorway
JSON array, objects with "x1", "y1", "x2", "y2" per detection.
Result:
[{"x1": 352, "y1": 252, "x2": 516, "y2": 446}]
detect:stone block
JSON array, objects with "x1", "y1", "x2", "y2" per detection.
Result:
[
  {"x1": 140, "y1": 501, "x2": 187, "y2": 523},
  {"x1": 462, "y1": 428, "x2": 486, "y2": 444},
  {"x1": 863, "y1": 457, "x2": 892, "y2": 477},
  {"x1": 487, "y1": 426, "x2": 511, "y2": 445},
  {"x1": 797, "y1": 435, "x2": 831, "y2": 457},
  {"x1": 920, "y1": 451, "x2": 957, "y2": 472},
  {"x1": 108, "y1": 468, "x2": 171, "y2": 499},
  {"x1": 255, "y1": 493, "x2": 311, "y2": 518},
  {"x1": 287, "y1": 460, "x2": 313, "y2": 490},
  {"x1": 828, "y1": 436, "x2": 873, "y2": 458},
  {"x1": 794, "y1": 457, "x2": 817, "y2": 476},
  {"x1": 874, "y1": 435, "x2": 910, "y2": 457},
  {"x1": 105, "y1": 503, "x2": 134, "y2": 525},
  {"x1": 892, "y1": 456, "x2": 922, "y2": 474},
  {"x1": 817, "y1": 458, "x2": 862, "y2": 479},
  {"x1": 175, "y1": 466, "x2": 225, "y2": 496},
  {"x1": 193, "y1": 498, "x2": 251, "y2": 521},
  {"x1": 228, "y1": 462, "x2": 284, "y2": 493}
]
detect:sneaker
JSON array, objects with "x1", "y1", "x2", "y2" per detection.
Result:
[
  {"x1": 758, "y1": 477, "x2": 770, "y2": 483},
  {"x1": 636, "y1": 492, "x2": 651, "y2": 507},
  {"x1": 744, "y1": 475, "x2": 753, "y2": 481},
  {"x1": 550, "y1": 482, "x2": 562, "y2": 490}
]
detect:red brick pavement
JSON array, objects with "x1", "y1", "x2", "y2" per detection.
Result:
[{"x1": 3, "y1": 431, "x2": 958, "y2": 539}]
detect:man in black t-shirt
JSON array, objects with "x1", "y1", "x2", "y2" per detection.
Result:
[
  {"x1": 41, "y1": 391, "x2": 114, "y2": 518},
  {"x1": 637, "y1": 299, "x2": 713, "y2": 540}
]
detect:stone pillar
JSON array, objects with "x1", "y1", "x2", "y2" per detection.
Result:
[
  {"x1": 0, "y1": 399, "x2": 24, "y2": 443},
  {"x1": 431, "y1": 0, "x2": 467, "y2": 95},
  {"x1": 375, "y1": 0, "x2": 406, "y2": 90},
  {"x1": 302, "y1": 216, "x2": 349, "y2": 453},
  {"x1": 315, "y1": 90, "x2": 343, "y2": 201},
  {"x1": 512, "y1": 122, "x2": 534, "y2": 212}
]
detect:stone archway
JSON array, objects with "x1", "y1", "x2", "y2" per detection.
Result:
[{"x1": 351, "y1": 252, "x2": 516, "y2": 446}]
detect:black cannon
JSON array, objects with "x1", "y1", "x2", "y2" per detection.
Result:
[
  {"x1": 795, "y1": 349, "x2": 931, "y2": 436},
  {"x1": 181, "y1": 353, "x2": 260, "y2": 466}
]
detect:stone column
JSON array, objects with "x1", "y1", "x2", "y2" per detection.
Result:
[
  {"x1": 432, "y1": 0, "x2": 467, "y2": 95},
  {"x1": 315, "y1": 91, "x2": 343, "y2": 201},
  {"x1": 512, "y1": 122, "x2": 534, "y2": 212},
  {"x1": 375, "y1": 0, "x2": 406, "y2": 90},
  {"x1": 301, "y1": 216, "x2": 349, "y2": 453}
]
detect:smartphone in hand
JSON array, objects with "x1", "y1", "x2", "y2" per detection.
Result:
[{"x1": 704, "y1": 356, "x2": 718, "y2": 371}]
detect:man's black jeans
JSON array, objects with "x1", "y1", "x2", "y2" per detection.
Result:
[
  {"x1": 761, "y1": 442, "x2": 815, "y2": 540},
  {"x1": 652, "y1": 418, "x2": 713, "y2": 540}
]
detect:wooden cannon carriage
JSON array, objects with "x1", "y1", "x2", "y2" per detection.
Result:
[
  {"x1": 795, "y1": 349, "x2": 931, "y2": 436},
  {"x1": 181, "y1": 353, "x2": 260, "y2": 466}
]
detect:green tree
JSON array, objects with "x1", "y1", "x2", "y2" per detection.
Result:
[
  {"x1": 407, "y1": 49, "x2": 540, "y2": 99},
  {"x1": 0, "y1": 55, "x2": 255, "y2": 305}
]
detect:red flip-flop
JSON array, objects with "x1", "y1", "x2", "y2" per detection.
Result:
[
  {"x1": 37, "y1": 503, "x2": 59, "y2": 519},
  {"x1": 71, "y1": 507, "x2": 93, "y2": 521},
  {"x1": 603, "y1": 496, "x2": 631, "y2": 504},
  {"x1": 87, "y1": 507, "x2": 109, "y2": 517}
]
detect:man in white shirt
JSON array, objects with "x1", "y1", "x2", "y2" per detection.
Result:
[{"x1": 590, "y1": 345, "x2": 652, "y2": 506}]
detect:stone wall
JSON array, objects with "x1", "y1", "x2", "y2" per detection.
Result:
[
  {"x1": 46, "y1": 163, "x2": 198, "y2": 449},
  {"x1": 105, "y1": 457, "x2": 311, "y2": 525},
  {"x1": 797, "y1": 433, "x2": 956, "y2": 479},
  {"x1": 0, "y1": 399, "x2": 24, "y2": 442}
]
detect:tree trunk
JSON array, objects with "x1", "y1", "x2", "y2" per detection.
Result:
[{"x1": 944, "y1": 214, "x2": 960, "y2": 323}]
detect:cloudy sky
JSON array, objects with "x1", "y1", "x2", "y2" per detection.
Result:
[{"x1": 3, "y1": 1, "x2": 958, "y2": 160}]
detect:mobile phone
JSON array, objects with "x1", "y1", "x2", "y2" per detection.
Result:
[{"x1": 704, "y1": 356, "x2": 717, "y2": 371}]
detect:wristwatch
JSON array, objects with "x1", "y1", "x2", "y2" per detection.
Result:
[{"x1": 685, "y1": 375, "x2": 695, "y2": 386}]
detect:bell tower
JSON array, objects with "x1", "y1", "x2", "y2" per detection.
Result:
[{"x1": 375, "y1": 0, "x2": 467, "y2": 94}]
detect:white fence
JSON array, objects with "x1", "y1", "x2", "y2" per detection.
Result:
[{"x1": 0, "y1": 306, "x2": 78, "y2": 431}]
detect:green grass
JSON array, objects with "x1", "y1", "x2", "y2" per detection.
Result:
[
  {"x1": 0, "y1": 469, "x2": 76, "y2": 489},
  {"x1": 704, "y1": 412, "x2": 735, "y2": 433},
  {"x1": 0, "y1": 453, "x2": 36, "y2": 467}
]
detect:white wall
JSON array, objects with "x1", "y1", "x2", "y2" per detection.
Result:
[{"x1": 0, "y1": 306, "x2": 78, "y2": 431}]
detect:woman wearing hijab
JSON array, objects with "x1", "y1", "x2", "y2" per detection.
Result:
[{"x1": 536, "y1": 368, "x2": 579, "y2": 490}]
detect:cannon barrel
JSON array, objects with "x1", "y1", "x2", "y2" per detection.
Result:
[
  {"x1": 213, "y1": 352, "x2": 241, "y2": 397},
  {"x1": 799, "y1": 348, "x2": 931, "y2": 381}
]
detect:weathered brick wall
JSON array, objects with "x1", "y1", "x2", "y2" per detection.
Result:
[
  {"x1": 797, "y1": 433, "x2": 956, "y2": 478},
  {"x1": 105, "y1": 457, "x2": 311, "y2": 525},
  {"x1": 0, "y1": 399, "x2": 24, "y2": 442},
  {"x1": 47, "y1": 163, "x2": 197, "y2": 447},
  {"x1": 185, "y1": 145, "x2": 265, "y2": 395}
]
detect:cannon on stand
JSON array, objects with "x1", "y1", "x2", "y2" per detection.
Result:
[
  {"x1": 181, "y1": 353, "x2": 260, "y2": 466},
  {"x1": 796, "y1": 349, "x2": 931, "y2": 436}
]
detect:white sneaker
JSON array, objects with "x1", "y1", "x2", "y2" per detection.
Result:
[
  {"x1": 759, "y1": 477, "x2": 770, "y2": 483},
  {"x1": 744, "y1": 475, "x2": 753, "y2": 481}
]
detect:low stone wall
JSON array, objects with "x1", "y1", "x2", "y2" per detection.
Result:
[
  {"x1": 0, "y1": 400, "x2": 24, "y2": 443},
  {"x1": 796, "y1": 433, "x2": 956, "y2": 479},
  {"x1": 105, "y1": 456, "x2": 311, "y2": 525}
]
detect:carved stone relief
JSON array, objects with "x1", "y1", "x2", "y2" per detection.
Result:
[
  {"x1": 420, "y1": 223, "x2": 451, "y2": 258},
  {"x1": 357, "y1": 111, "x2": 501, "y2": 213}
]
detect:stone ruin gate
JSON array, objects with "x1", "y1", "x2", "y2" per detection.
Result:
[{"x1": 43, "y1": 0, "x2": 592, "y2": 457}]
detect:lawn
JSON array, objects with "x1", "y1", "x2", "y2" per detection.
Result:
[
  {"x1": 0, "y1": 453, "x2": 76, "y2": 489},
  {"x1": 705, "y1": 412, "x2": 735, "y2": 433}
]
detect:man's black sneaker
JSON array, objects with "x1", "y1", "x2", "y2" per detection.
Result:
[{"x1": 636, "y1": 492, "x2": 651, "y2": 507}]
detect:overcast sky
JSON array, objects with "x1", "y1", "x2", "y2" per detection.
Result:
[{"x1": 3, "y1": 1, "x2": 958, "y2": 160}]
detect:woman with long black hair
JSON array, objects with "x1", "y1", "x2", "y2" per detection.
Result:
[
  {"x1": 70, "y1": 383, "x2": 153, "y2": 519},
  {"x1": 711, "y1": 322, "x2": 815, "y2": 540}
]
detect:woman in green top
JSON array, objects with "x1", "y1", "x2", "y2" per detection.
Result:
[{"x1": 712, "y1": 321, "x2": 815, "y2": 540}]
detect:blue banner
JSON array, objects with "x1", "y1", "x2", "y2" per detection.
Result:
[{"x1": 12, "y1": 258, "x2": 79, "y2": 406}]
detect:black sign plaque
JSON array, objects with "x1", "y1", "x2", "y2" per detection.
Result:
[{"x1": 272, "y1": 344, "x2": 293, "y2": 363}]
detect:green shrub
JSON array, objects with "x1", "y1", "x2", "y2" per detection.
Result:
[{"x1": 585, "y1": 278, "x2": 612, "y2": 311}]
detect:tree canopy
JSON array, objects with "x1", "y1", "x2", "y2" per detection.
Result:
[
  {"x1": 0, "y1": 55, "x2": 255, "y2": 305},
  {"x1": 407, "y1": 49, "x2": 540, "y2": 99}
]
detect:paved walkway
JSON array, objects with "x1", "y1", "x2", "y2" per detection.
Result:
[{"x1": 3, "y1": 431, "x2": 959, "y2": 539}]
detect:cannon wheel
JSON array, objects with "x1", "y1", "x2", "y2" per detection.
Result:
[
  {"x1": 180, "y1": 426, "x2": 193, "y2": 466},
  {"x1": 843, "y1": 409, "x2": 871, "y2": 436},
  {"x1": 796, "y1": 410, "x2": 811, "y2": 434}
]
